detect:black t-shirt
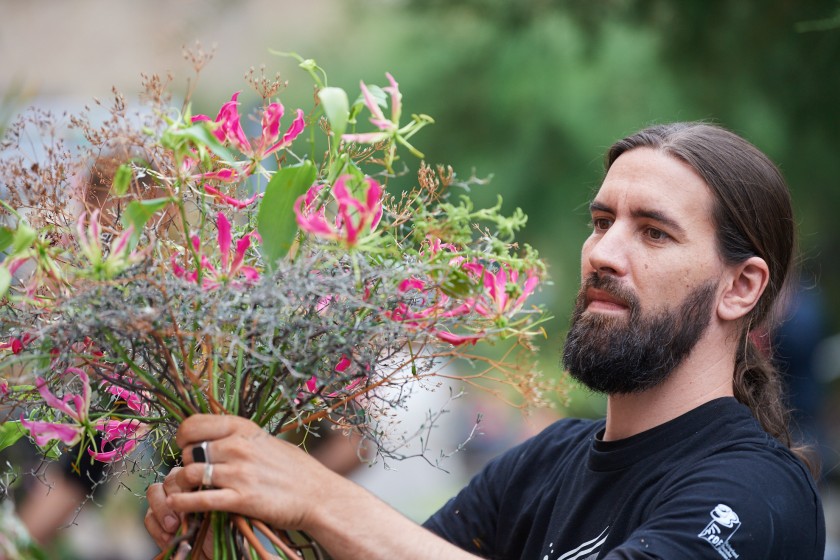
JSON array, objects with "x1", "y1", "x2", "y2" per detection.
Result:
[{"x1": 424, "y1": 397, "x2": 825, "y2": 559}]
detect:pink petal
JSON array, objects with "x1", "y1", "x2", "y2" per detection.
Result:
[
  {"x1": 105, "y1": 385, "x2": 145, "y2": 414},
  {"x1": 364, "y1": 178, "x2": 384, "y2": 230},
  {"x1": 238, "y1": 266, "x2": 261, "y2": 283},
  {"x1": 216, "y1": 92, "x2": 251, "y2": 152},
  {"x1": 281, "y1": 109, "x2": 306, "y2": 145},
  {"x1": 335, "y1": 355, "x2": 351, "y2": 373},
  {"x1": 10, "y1": 338, "x2": 23, "y2": 354},
  {"x1": 343, "y1": 376, "x2": 365, "y2": 393},
  {"x1": 204, "y1": 184, "x2": 262, "y2": 209},
  {"x1": 261, "y1": 102, "x2": 285, "y2": 145},
  {"x1": 190, "y1": 234, "x2": 202, "y2": 253},
  {"x1": 265, "y1": 109, "x2": 305, "y2": 156},
  {"x1": 513, "y1": 270, "x2": 540, "y2": 309},
  {"x1": 89, "y1": 209, "x2": 101, "y2": 242},
  {"x1": 192, "y1": 114, "x2": 225, "y2": 143},
  {"x1": 229, "y1": 234, "x2": 254, "y2": 275},
  {"x1": 294, "y1": 196, "x2": 338, "y2": 240},
  {"x1": 87, "y1": 448, "x2": 121, "y2": 462},
  {"x1": 359, "y1": 81, "x2": 387, "y2": 124},
  {"x1": 435, "y1": 331, "x2": 484, "y2": 346},
  {"x1": 171, "y1": 255, "x2": 187, "y2": 279},
  {"x1": 110, "y1": 227, "x2": 134, "y2": 258},
  {"x1": 341, "y1": 132, "x2": 389, "y2": 144},
  {"x1": 399, "y1": 278, "x2": 425, "y2": 292},
  {"x1": 35, "y1": 377, "x2": 77, "y2": 420},
  {"x1": 21, "y1": 417, "x2": 83, "y2": 446},
  {"x1": 384, "y1": 72, "x2": 402, "y2": 122},
  {"x1": 5, "y1": 255, "x2": 30, "y2": 276},
  {"x1": 440, "y1": 301, "x2": 474, "y2": 318},
  {"x1": 197, "y1": 168, "x2": 239, "y2": 183},
  {"x1": 216, "y1": 212, "x2": 232, "y2": 271}
]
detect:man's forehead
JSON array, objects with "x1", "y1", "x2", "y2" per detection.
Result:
[{"x1": 594, "y1": 151, "x2": 714, "y2": 214}]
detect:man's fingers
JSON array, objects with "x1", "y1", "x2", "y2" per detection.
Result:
[
  {"x1": 167, "y1": 487, "x2": 242, "y2": 514},
  {"x1": 145, "y1": 482, "x2": 180, "y2": 549},
  {"x1": 176, "y1": 414, "x2": 256, "y2": 449},
  {"x1": 162, "y1": 466, "x2": 190, "y2": 494}
]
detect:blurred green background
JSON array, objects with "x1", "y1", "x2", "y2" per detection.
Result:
[
  {"x1": 3, "y1": 0, "x2": 839, "y2": 383},
  {"x1": 2, "y1": 0, "x2": 840, "y2": 556}
]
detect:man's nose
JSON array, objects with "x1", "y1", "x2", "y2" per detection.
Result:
[{"x1": 586, "y1": 225, "x2": 629, "y2": 277}]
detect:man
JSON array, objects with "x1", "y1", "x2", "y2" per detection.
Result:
[{"x1": 145, "y1": 122, "x2": 825, "y2": 559}]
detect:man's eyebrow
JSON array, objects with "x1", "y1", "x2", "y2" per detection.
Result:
[
  {"x1": 630, "y1": 208, "x2": 687, "y2": 237},
  {"x1": 589, "y1": 201, "x2": 613, "y2": 214}
]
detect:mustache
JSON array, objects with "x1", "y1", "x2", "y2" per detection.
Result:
[{"x1": 580, "y1": 273, "x2": 640, "y2": 310}]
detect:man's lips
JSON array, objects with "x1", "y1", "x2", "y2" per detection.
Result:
[{"x1": 585, "y1": 288, "x2": 629, "y2": 312}]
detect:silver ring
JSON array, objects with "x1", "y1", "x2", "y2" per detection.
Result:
[
  {"x1": 202, "y1": 462, "x2": 214, "y2": 487},
  {"x1": 192, "y1": 440, "x2": 211, "y2": 464}
]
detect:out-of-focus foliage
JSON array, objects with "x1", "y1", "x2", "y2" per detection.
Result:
[{"x1": 312, "y1": 0, "x2": 840, "y2": 406}]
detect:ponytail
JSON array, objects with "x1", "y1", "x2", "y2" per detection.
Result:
[{"x1": 733, "y1": 335, "x2": 819, "y2": 478}]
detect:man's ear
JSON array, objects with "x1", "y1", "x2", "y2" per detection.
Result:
[{"x1": 717, "y1": 256, "x2": 770, "y2": 321}]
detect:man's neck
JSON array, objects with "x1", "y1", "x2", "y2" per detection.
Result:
[{"x1": 602, "y1": 340, "x2": 735, "y2": 441}]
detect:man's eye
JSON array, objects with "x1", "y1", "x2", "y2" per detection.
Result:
[
  {"x1": 593, "y1": 218, "x2": 611, "y2": 231},
  {"x1": 645, "y1": 227, "x2": 668, "y2": 241}
]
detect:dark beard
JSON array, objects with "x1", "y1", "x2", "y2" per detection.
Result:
[{"x1": 562, "y1": 273, "x2": 716, "y2": 394}]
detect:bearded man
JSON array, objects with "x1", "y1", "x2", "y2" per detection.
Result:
[{"x1": 146, "y1": 122, "x2": 825, "y2": 559}]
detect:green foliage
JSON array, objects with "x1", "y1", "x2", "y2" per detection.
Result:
[
  {"x1": 0, "y1": 421, "x2": 26, "y2": 453},
  {"x1": 112, "y1": 163, "x2": 132, "y2": 196},
  {"x1": 122, "y1": 197, "x2": 172, "y2": 247},
  {"x1": 257, "y1": 161, "x2": 317, "y2": 268},
  {"x1": 308, "y1": 0, "x2": 840, "y2": 413}
]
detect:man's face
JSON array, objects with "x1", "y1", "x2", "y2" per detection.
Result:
[{"x1": 563, "y1": 148, "x2": 726, "y2": 394}]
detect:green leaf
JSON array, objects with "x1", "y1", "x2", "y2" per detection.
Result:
[
  {"x1": 122, "y1": 197, "x2": 172, "y2": 246},
  {"x1": 440, "y1": 268, "x2": 474, "y2": 298},
  {"x1": 168, "y1": 121, "x2": 235, "y2": 163},
  {"x1": 112, "y1": 163, "x2": 132, "y2": 196},
  {"x1": 0, "y1": 421, "x2": 26, "y2": 453},
  {"x1": 0, "y1": 266, "x2": 10, "y2": 298},
  {"x1": 0, "y1": 226, "x2": 13, "y2": 253},
  {"x1": 257, "y1": 161, "x2": 317, "y2": 269},
  {"x1": 318, "y1": 87, "x2": 350, "y2": 139},
  {"x1": 11, "y1": 221, "x2": 36, "y2": 254}
]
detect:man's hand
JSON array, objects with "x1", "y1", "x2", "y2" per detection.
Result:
[
  {"x1": 144, "y1": 414, "x2": 482, "y2": 560},
  {"x1": 145, "y1": 467, "x2": 213, "y2": 559}
]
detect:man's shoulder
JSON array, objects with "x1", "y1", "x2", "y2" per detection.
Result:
[
  {"x1": 482, "y1": 416, "x2": 602, "y2": 477},
  {"x1": 525, "y1": 416, "x2": 604, "y2": 451}
]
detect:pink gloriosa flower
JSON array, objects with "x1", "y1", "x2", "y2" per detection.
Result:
[
  {"x1": 21, "y1": 367, "x2": 92, "y2": 447},
  {"x1": 342, "y1": 73, "x2": 402, "y2": 144},
  {"x1": 172, "y1": 212, "x2": 261, "y2": 290},
  {"x1": 192, "y1": 92, "x2": 306, "y2": 173},
  {"x1": 294, "y1": 175, "x2": 384, "y2": 247},
  {"x1": 473, "y1": 265, "x2": 540, "y2": 318},
  {"x1": 75, "y1": 210, "x2": 142, "y2": 277},
  {"x1": 88, "y1": 419, "x2": 150, "y2": 462}
]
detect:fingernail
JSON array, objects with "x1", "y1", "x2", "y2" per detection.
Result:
[{"x1": 164, "y1": 514, "x2": 179, "y2": 532}]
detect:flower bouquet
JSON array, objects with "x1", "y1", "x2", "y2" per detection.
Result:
[{"x1": 0, "y1": 52, "x2": 549, "y2": 559}]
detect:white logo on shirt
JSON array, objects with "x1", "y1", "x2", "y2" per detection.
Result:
[
  {"x1": 698, "y1": 504, "x2": 741, "y2": 559},
  {"x1": 545, "y1": 526, "x2": 609, "y2": 560}
]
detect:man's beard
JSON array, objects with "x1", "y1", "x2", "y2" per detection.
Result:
[{"x1": 562, "y1": 273, "x2": 717, "y2": 395}]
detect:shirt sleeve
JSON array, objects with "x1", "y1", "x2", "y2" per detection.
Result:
[
  {"x1": 602, "y1": 445, "x2": 825, "y2": 560},
  {"x1": 422, "y1": 445, "x2": 519, "y2": 558}
]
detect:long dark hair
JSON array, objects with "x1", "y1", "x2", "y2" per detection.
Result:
[{"x1": 606, "y1": 122, "x2": 815, "y2": 474}]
